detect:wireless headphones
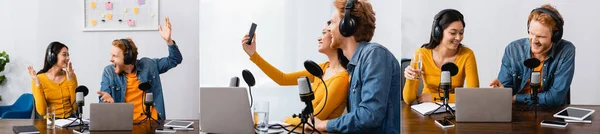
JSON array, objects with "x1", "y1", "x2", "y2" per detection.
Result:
[
  {"x1": 431, "y1": 9, "x2": 464, "y2": 42},
  {"x1": 528, "y1": 8, "x2": 563, "y2": 43},
  {"x1": 120, "y1": 39, "x2": 135, "y2": 65},
  {"x1": 46, "y1": 42, "x2": 57, "y2": 65},
  {"x1": 339, "y1": 0, "x2": 357, "y2": 37}
]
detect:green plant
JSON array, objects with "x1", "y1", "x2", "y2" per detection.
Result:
[
  {"x1": 0, "y1": 51, "x2": 8, "y2": 102},
  {"x1": 0, "y1": 51, "x2": 9, "y2": 84}
]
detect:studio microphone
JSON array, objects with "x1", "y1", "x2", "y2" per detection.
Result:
[
  {"x1": 303, "y1": 60, "x2": 328, "y2": 116},
  {"x1": 293, "y1": 77, "x2": 316, "y2": 125},
  {"x1": 230, "y1": 76, "x2": 240, "y2": 87},
  {"x1": 436, "y1": 62, "x2": 458, "y2": 102},
  {"x1": 75, "y1": 85, "x2": 89, "y2": 118},
  {"x1": 297, "y1": 77, "x2": 315, "y2": 114},
  {"x1": 145, "y1": 93, "x2": 154, "y2": 106},
  {"x1": 427, "y1": 62, "x2": 459, "y2": 116},
  {"x1": 524, "y1": 58, "x2": 541, "y2": 105},
  {"x1": 242, "y1": 69, "x2": 255, "y2": 107}
]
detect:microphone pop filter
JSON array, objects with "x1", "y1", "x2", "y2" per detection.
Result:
[
  {"x1": 242, "y1": 69, "x2": 256, "y2": 87},
  {"x1": 75, "y1": 85, "x2": 89, "y2": 96},
  {"x1": 524, "y1": 58, "x2": 541, "y2": 69},
  {"x1": 138, "y1": 82, "x2": 152, "y2": 92},
  {"x1": 441, "y1": 62, "x2": 459, "y2": 76},
  {"x1": 304, "y1": 60, "x2": 323, "y2": 78}
]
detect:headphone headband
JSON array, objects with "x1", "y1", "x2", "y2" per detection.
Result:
[{"x1": 529, "y1": 8, "x2": 564, "y2": 43}]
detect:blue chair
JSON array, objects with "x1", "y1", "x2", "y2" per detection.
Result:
[{"x1": 0, "y1": 93, "x2": 34, "y2": 119}]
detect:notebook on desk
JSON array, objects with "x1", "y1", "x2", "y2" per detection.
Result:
[
  {"x1": 12, "y1": 125, "x2": 39, "y2": 134},
  {"x1": 411, "y1": 102, "x2": 455, "y2": 115}
]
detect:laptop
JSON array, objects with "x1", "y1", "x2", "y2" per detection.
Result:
[
  {"x1": 200, "y1": 87, "x2": 254, "y2": 133},
  {"x1": 455, "y1": 88, "x2": 512, "y2": 122},
  {"x1": 89, "y1": 103, "x2": 134, "y2": 131}
]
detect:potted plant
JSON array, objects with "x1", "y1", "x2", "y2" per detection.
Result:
[{"x1": 0, "y1": 51, "x2": 9, "y2": 102}]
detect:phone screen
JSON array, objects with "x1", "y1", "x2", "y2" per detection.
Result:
[
  {"x1": 436, "y1": 120, "x2": 453, "y2": 126},
  {"x1": 247, "y1": 23, "x2": 257, "y2": 45},
  {"x1": 542, "y1": 120, "x2": 567, "y2": 126}
]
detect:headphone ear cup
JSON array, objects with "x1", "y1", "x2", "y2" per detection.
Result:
[
  {"x1": 123, "y1": 54, "x2": 132, "y2": 65},
  {"x1": 339, "y1": 17, "x2": 357, "y2": 37},
  {"x1": 46, "y1": 49, "x2": 56, "y2": 65},
  {"x1": 432, "y1": 25, "x2": 442, "y2": 42},
  {"x1": 552, "y1": 30, "x2": 563, "y2": 43}
]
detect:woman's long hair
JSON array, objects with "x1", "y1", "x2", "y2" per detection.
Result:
[{"x1": 37, "y1": 41, "x2": 68, "y2": 74}]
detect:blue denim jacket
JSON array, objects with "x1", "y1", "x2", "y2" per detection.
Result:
[
  {"x1": 99, "y1": 43, "x2": 183, "y2": 120},
  {"x1": 326, "y1": 41, "x2": 401, "y2": 133},
  {"x1": 497, "y1": 38, "x2": 575, "y2": 106}
]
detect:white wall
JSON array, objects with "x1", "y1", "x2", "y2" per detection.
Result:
[
  {"x1": 0, "y1": 0, "x2": 199, "y2": 119},
  {"x1": 401, "y1": 0, "x2": 600, "y2": 105},
  {"x1": 199, "y1": 0, "x2": 401, "y2": 121}
]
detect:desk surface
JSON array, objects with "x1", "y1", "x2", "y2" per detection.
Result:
[
  {"x1": 0, "y1": 119, "x2": 199, "y2": 134},
  {"x1": 402, "y1": 103, "x2": 600, "y2": 133}
]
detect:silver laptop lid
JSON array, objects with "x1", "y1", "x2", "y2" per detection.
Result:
[
  {"x1": 200, "y1": 87, "x2": 254, "y2": 134},
  {"x1": 455, "y1": 88, "x2": 512, "y2": 122},
  {"x1": 89, "y1": 103, "x2": 134, "y2": 131}
]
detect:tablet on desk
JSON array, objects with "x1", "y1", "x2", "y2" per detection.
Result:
[
  {"x1": 553, "y1": 107, "x2": 595, "y2": 121},
  {"x1": 164, "y1": 120, "x2": 194, "y2": 128}
]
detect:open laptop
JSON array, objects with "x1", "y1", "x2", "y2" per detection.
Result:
[
  {"x1": 89, "y1": 103, "x2": 134, "y2": 131},
  {"x1": 200, "y1": 87, "x2": 254, "y2": 133},
  {"x1": 455, "y1": 88, "x2": 512, "y2": 122}
]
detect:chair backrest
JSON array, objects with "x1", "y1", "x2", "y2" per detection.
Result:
[
  {"x1": 12, "y1": 94, "x2": 34, "y2": 113},
  {"x1": 400, "y1": 58, "x2": 424, "y2": 104},
  {"x1": 565, "y1": 88, "x2": 571, "y2": 105}
]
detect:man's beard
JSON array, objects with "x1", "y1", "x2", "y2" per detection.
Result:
[{"x1": 330, "y1": 34, "x2": 343, "y2": 49}]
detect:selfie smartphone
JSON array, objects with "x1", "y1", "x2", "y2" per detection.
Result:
[
  {"x1": 435, "y1": 120, "x2": 454, "y2": 128},
  {"x1": 247, "y1": 23, "x2": 257, "y2": 45},
  {"x1": 540, "y1": 120, "x2": 568, "y2": 127}
]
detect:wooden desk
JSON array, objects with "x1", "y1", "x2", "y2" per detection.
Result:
[
  {"x1": 0, "y1": 119, "x2": 199, "y2": 134},
  {"x1": 402, "y1": 103, "x2": 600, "y2": 133}
]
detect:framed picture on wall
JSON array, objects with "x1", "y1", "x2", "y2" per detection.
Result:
[{"x1": 83, "y1": 0, "x2": 159, "y2": 31}]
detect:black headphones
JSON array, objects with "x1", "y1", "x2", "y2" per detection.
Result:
[
  {"x1": 46, "y1": 42, "x2": 57, "y2": 65},
  {"x1": 339, "y1": 0, "x2": 357, "y2": 37},
  {"x1": 120, "y1": 39, "x2": 135, "y2": 65},
  {"x1": 529, "y1": 8, "x2": 563, "y2": 43},
  {"x1": 431, "y1": 9, "x2": 464, "y2": 42}
]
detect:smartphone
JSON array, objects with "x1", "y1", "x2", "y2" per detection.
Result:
[
  {"x1": 247, "y1": 23, "x2": 257, "y2": 45},
  {"x1": 435, "y1": 120, "x2": 454, "y2": 128},
  {"x1": 540, "y1": 120, "x2": 568, "y2": 127}
]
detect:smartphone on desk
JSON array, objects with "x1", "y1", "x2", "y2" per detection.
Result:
[
  {"x1": 435, "y1": 120, "x2": 454, "y2": 128},
  {"x1": 540, "y1": 120, "x2": 568, "y2": 127}
]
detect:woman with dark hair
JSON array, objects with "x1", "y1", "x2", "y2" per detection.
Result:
[
  {"x1": 27, "y1": 41, "x2": 78, "y2": 119},
  {"x1": 403, "y1": 9, "x2": 479, "y2": 105},
  {"x1": 240, "y1": 21, "x2": 350, "y2": 126}
]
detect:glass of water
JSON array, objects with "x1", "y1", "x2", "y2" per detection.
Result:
[
  {"x1": 410, "y1": 52, "x2": 423, "y2": 79},
  {"x1": 254, "y1": 101, "x2": 269, "y2": 133},
  {"x1": 46, "y1": 107, "x2": 56, "y2": 129}
]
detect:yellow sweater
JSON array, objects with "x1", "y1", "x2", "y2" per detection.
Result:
[
  {"x1": 250, "y1": 53, "x2": 349, "y2": 126},
  {"x1": 403, "y1": 46, "x2": 479, "y2": 104},
  {"x1": 31, "y1": 73, "x2": 78, "y2": 119}
]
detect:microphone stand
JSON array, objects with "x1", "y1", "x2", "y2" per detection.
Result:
[
  {"x1": 135, "y1": 91, "x2": 161, "y2": 129},
  {"x1": 525, "y1": 72, "x2": 541, "y2": 120},
  {"x1": 289, "y1": 107, "x2": 320, "y2": 134},
  {"x1": 427, "y1": 84, "x2": 455, "y2": 117},
  {"x1": 67, "y1": 103, "x2": 89, "y2": 132}
]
